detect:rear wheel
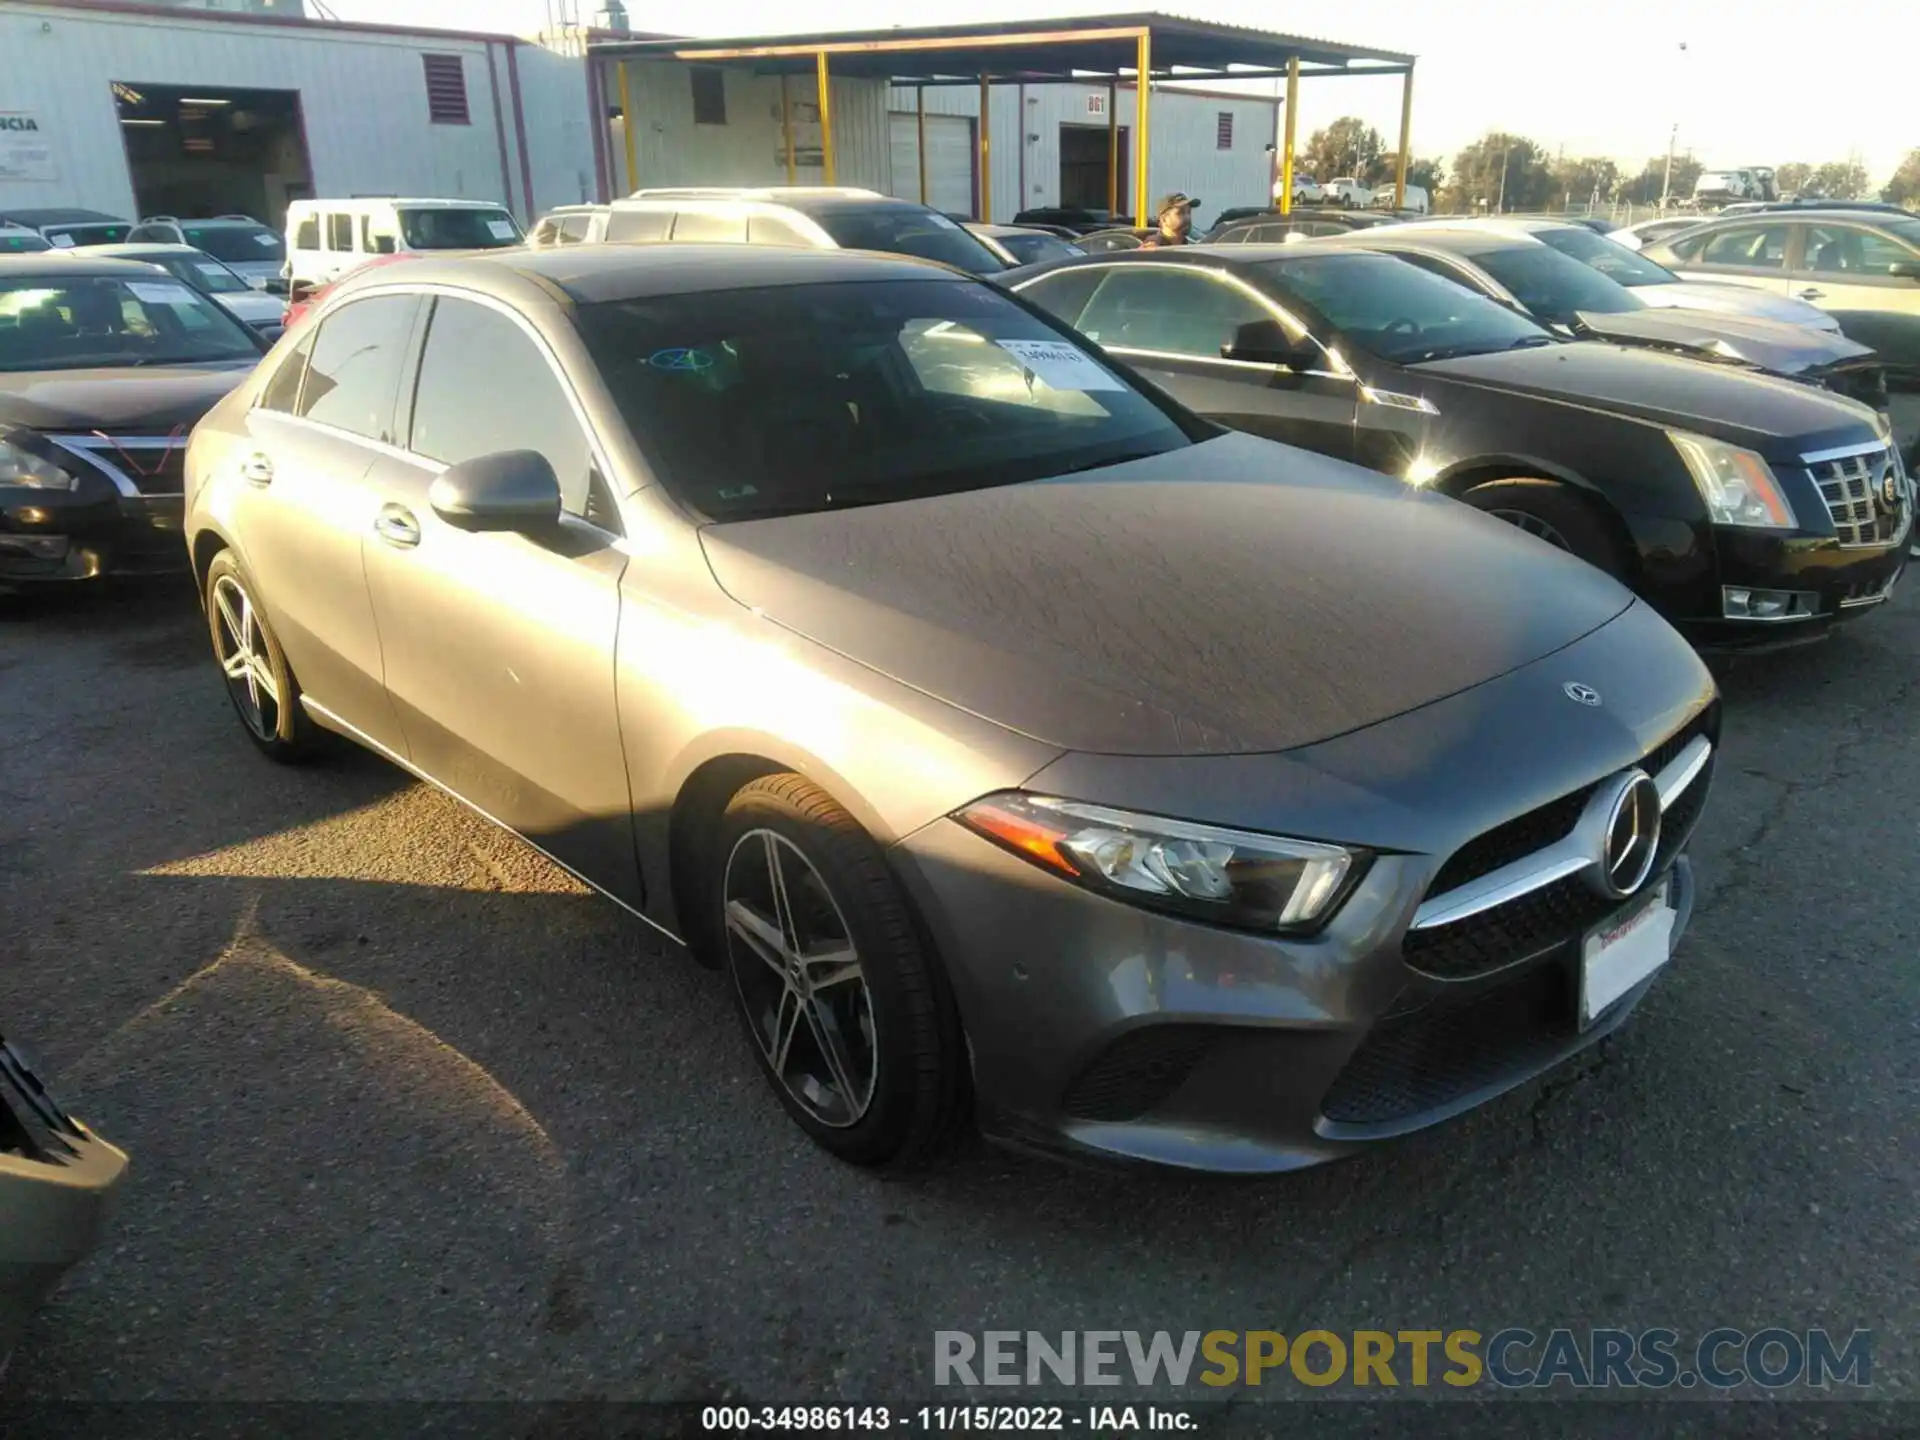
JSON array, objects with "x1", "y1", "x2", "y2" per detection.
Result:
[
  {"x1": 204, "y1": 550, "x2": 314, "y2": 762},
  {"x1": 715, "y1": 774, "x2": 965, "y2": 1170},
  {"x1": 1459, "y1": 478, "x2": 1626, "y2": 578}
]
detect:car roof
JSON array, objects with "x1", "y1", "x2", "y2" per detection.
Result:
[
  {"x1": 329, "y1": 242, "x2": 972, "y2": 306},
  {"x1": 1314, "y1": 228, "x2": 1515, "y2": 260},
  {"x1": 289, "y1": 198, "x2": 509, "y2": 211},
  {"x1": 1673, "y1": 208, "x2": 1913, "y2": 228},
  {"x1": 614, "y1": 189, "x2": 929, "y2": 218},
  {"x1": 0, "y1": 254, "x2": 189, "y2": 278},
  {"x1": 968, "y1": 223, "x2": 1051, "y2": 238},
  {"x1": 91, "y1": 242, "x2": 207, "y2": 257},
  {"x1": 0, "y1": 208, "x2": 126, "y2": 227}
]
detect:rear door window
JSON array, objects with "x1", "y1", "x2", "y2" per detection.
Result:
[
  {"x1": 325, "y1": 214, "x2": 355, "y2": 252},
  {"x1": 296, "y1": 293, "x2": 422, "y2": 444},
  {"x1": 670, "y1": 210, "x2": 748, "y2": 243},
  {"x1": 293, "y1": 215, "x2": 320, "y2": 250},
  {"x1": 1697, "y1": 225, "x2": 1788, "y2": 269},
  {"x1": 1075, "y1": 269, "x2": 1268, "y2": 358},
  {"x1": 259, "y1": 326, "x2": 316, "y2": 414},
  {"x1": 605, "y1": 209, "x2": 670, "y2": 243}
]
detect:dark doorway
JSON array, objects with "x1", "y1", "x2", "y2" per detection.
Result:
[
  {"x1": 1060, "y1": 123, "x2": 1128, "y2": 214},
  {"x1": 113, "y1": 82, "x2": 311, "y2": 228}
]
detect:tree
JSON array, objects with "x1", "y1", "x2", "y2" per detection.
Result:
[
  {"x1": 1620, "y1": 154, "x2": 1702, "y2": 205},
  {"x1": 1550, "y1": 155, "x2": 1620, "y2": 208},
  {"x1": 1360, "y1": 153, "x2": 1445, "y2": 194},
  {"x1": 1804, "y1": 159, "x2": 1870, "y2": 199},
  {"x1": 1441, "y1": 132, "x2": 1554, "y2": 213},
  {"x1": 1301, "y1": 116, "x2": 1384, "y2": 182},
  {"x1": 1883, "y1": 149, "x2": 1920, "y2": 208},
  {"x1": 1774, "y1": 161, "x2": 1813, "y2": 197}
]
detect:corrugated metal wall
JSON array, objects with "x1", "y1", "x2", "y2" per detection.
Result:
[
  {"x1": 888, "y1": 80, "x2": 1277, "y2": 223},
  {"x1": 606, "y1": 60, "x2": 891, "y2": 195},
  {"x1": 0, "y1": 1, "x2": 536, "y2": 221}
]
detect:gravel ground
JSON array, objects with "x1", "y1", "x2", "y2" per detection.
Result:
[{"x1": 0, "y1": 577, "x2": 1913, "y2": 1436}]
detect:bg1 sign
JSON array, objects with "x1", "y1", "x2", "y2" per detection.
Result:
[{"x1": 0, "y1": 112, "x2": 58, "y2": 182}]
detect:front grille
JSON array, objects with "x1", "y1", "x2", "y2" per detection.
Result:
[
  {"x1": 1809, "y1": 445, "x2": 1904, "y2": 549},
  {"x1": 1406, "y1": 753, "x2": 1712, "y2": 982},
  {"x1": 0, "y1": 1036, "x2": 82, "y2": 1166},
  {"x1": 48, "y1": 435, "x2": 188, "y2": 497},
  {"x1": 1060, "y1": 1025, "x2": 1216, "y2": 1122},
  {"x1": 1320, "y1": 962, "x2": 1571, "y2": 1126},
  {"x1": 1422, "y1": 706, "x2": 1716, "y2": 905}
]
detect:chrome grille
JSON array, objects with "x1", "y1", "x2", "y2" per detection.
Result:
[
  {"x1": 1807, "y1": 444, "x2": 1904, "y2": 549},
  {"x1": 46, "y1": 433, "x2": 189, "y2": 498}
]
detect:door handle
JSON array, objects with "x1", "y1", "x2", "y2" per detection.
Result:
[
  {"x1": 240, "y1": 453, "x2": 274, "y2": 486},
  {"x1": 1796, "y1": 287, "x2": 1825, "y2": 300},
  {"x1": 373, "y1": 504, "x2": 421, "y2": 549}
]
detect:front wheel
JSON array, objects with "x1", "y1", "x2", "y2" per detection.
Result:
[
  {"x1": 715, "y1": 774, "x2": 966, "y2": 1170},
  {"x1": 1459, "y1": 478, "x2": 1627, "y2": 579},
  {"x1": 204, "y1": 550, "x2": 314, "y2": 762}
]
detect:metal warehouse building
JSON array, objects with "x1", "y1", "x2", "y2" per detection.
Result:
[
  {"x1": 0, "y1": 0, "x2": 592, "y2": 229},
  {"x1": 0, "y1": 4, "x2": 1413, "y2": 235}
]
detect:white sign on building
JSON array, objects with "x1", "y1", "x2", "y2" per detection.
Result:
[{"x1": 0, "y1": 112, "x2": 57, "y2": 183}]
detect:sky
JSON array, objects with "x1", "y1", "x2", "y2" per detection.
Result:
[{"x1": 324, "y1": 0, "x2": 1916, "y2": 187}]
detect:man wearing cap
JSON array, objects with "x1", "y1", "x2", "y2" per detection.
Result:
[{"x1": 1140, "y1": 193, "x2": 1196, "y2": 247}]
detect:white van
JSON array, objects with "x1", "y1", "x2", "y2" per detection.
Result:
[{"x1": 284, "y1": 197, "x2": 523, "y2": 290}]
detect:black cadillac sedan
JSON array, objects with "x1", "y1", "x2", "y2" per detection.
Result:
[
  {"x1": 1015, "y1": 245, "x2": 1910, "y2": 647},
  {"x1": 0, "y1": 255, "x2": 262, "y2": 588}
]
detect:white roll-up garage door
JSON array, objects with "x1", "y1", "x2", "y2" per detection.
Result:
[{"x1": 888, "y1": 112, "x2": 976, "y2": 217}]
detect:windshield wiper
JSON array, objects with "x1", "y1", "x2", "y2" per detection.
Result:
[
  {"x1": 1048, "y1": 448, "x2": 1170, "y2": 479},
  {"x1": 1505, "y1": 336, "x2": 1558, "y2": 350}
]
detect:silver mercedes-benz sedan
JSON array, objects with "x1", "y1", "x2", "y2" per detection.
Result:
[{"x1": 183, "y1": 245, "x2": 1718, "y2": 1173}]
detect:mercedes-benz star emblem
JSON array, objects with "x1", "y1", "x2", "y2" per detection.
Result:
[
  {"x1": 1588, "y1": 770, "x2": 1662, "y2": 900},
  {"x1": 1563, "y1": 681, "x2": 1602, "y2": 707},
  {"x1": 1882, "y1": 465, "x2": 1901, "y2": 512}
]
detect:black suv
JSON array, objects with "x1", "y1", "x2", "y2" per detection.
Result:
[{"x1": 1015, "y1": 244, "x2": 1909, "y2": 648}]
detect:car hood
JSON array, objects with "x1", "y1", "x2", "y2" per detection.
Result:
[
  {"x1": 1570, "y1": 307, "x2": 1873, "y2": 377},
  {"x1": 0, "y1": 365, "x2": 251, "y2": 432},
  {"x1": 1632, "y1": 280, "x2": 1840, "y2": 331},
  {"x1": 697, "y1": 433, "x2": 1634, "y2": 757},
  {"x1": 1414, "y1": 342, "x2": 1870, "y2": 448}
]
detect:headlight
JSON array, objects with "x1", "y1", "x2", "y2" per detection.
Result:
[
  {"x1": 954, "y1": 793, "x2": 1362, "y2": 933},
  {"x1": 1668, "y1": 431, "x2": 1795, "y2": 529},
  {"x1": 0, "y1": 437, "x2": 79, "y2": 492}
]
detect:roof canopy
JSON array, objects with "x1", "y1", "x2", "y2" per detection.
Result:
[{"x1": 588, "y1": 11, "x2": 1414, "y2": 85}]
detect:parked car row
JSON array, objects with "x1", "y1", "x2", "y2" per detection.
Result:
[{"x1": 1, "y1": 181, "x2": 1908, "y2": 1185}]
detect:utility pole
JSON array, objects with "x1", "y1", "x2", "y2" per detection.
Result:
[
  {"x1": 1659, "y1": 122, "x2": 1678, "y2": 209},
  {"x1": 1495, "y1": 135, "x2": 1511, "y2": 213}
]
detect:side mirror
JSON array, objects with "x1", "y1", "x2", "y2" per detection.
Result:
[
  {"x1": 1890, "y1": 260, "x2": 1920, "y2": 282},
  {"x1": 262, "y1": 276, "x2": 290, "y2": 296},
  {"x1": 429, "y1": 450, "x2": 562, "y2": 534},
  {"x1": 1222, "y1": 319, "x2": 1314, "y2": 368},
  {"x1": 287, "y1": 279, "x2": 317, "y2": 304}
]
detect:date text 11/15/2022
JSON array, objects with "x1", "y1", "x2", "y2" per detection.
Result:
[{"x1": 701, "y1": 1407, "x2": 1196, "y2": 1432}]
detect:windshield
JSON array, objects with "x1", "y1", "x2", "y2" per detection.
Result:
[
  {"x1": 44, "y1": 223, "x2": 131, "y2": 248},
  {"x1": 1257, "y1": 252, "x2": 1556, "y2": 364},
  {"x1": 1466, "y1": 244, "x2": 1641, "y2": 322},
  {"x1": 0, "y1": 232, "x2": 49, "y2": 254},
  {"x1": 0, "y1": 273, "x2": 261, "y2": 371},
  {"x1": 1881, "y1": 217, "x2": 1920, "y2": 249},
  {"x1": 995, "y1": 232, "x2": 1085, "y2": 266},
  {"x1": 811, "y1": 208, "x2": 1007, "y2": 275},
  {"x1": 398, "y1": 207, "x2": 523, "y2": 249},
  {"x1": 183, "y1": 224, "x2": 285, "y2": 263},
  {"x1": 1535, "y1": 226, "x2": 1679, "y2": 287},
  {"x1": 157, "y1": 254, "x2": 251, "y2": 295},
  {"x1": 574, "y1": 278, "x2": 1194, "y2": 522}
]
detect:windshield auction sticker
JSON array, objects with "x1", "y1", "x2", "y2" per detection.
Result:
[{"x1": 995, "y1": 339, "x2": 1126, "y2": 392}]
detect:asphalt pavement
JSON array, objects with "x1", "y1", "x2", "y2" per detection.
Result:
[{"x1": 0, "y1": 576, "x2": 1914, "y2": 1433}]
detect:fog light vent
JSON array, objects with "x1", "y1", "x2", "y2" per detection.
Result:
[
  {"x1": 1722, "y1": 586, "x2": 1815, "y2": 622},
  {"x1": 1061, "y1": 1026, "x2": 1215, "y2": 1122}
]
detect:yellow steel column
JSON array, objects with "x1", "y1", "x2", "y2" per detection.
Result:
[
  {"x1": 781, "y1": 74, "x2": 796, "y2": 185},
  {"x1": 1278, "y1": 55, "x2": 1299, "y2": 216},
  {"x1": 1132, "y1": 32, "x2": 1150, "y2": 224},
  {"x1": 978, "y1": 74, "x2": 992, "y2": 221},
  {"x1": 617, "y1": 60, "x2": 638, "y2": 193},
  {"x1": 917, "y1": 85, "x2": 928, "y2": 204},
  {"x1": 1393, "y1": 64, "x2": 1415, "y2": 210},
  {"x1": 1106, "y1": 81, "x2": 1118, "y2": 215},
  {"x1": 816, "y1": 51, "x2": 836, "y2": 185}
]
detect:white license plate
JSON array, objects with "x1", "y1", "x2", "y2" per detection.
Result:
[{"x1": 1580, "y1": 879, "x2": 1674, "y2": 1030}]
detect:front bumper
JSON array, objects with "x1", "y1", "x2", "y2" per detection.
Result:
[
  {"x1": 1, "y1": 1037, "x2": 128, "y2": 1371},
  {"x1": 1679, "y1": 527, "x2": 1906, "y2": 650},
  {"x1": 0, "y1": 491, "x2": 186, "y2": 587}
]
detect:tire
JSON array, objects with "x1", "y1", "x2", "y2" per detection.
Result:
[
  {"x1": 1459, "y1": 477, "x2": 1627, "y2": 579},
  {"x1": 203, "y1": 550, "x2": 315, "y2": 763},
  {"x1": 714, "y1": 773, "x2": 965, "y2": 1170}
]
